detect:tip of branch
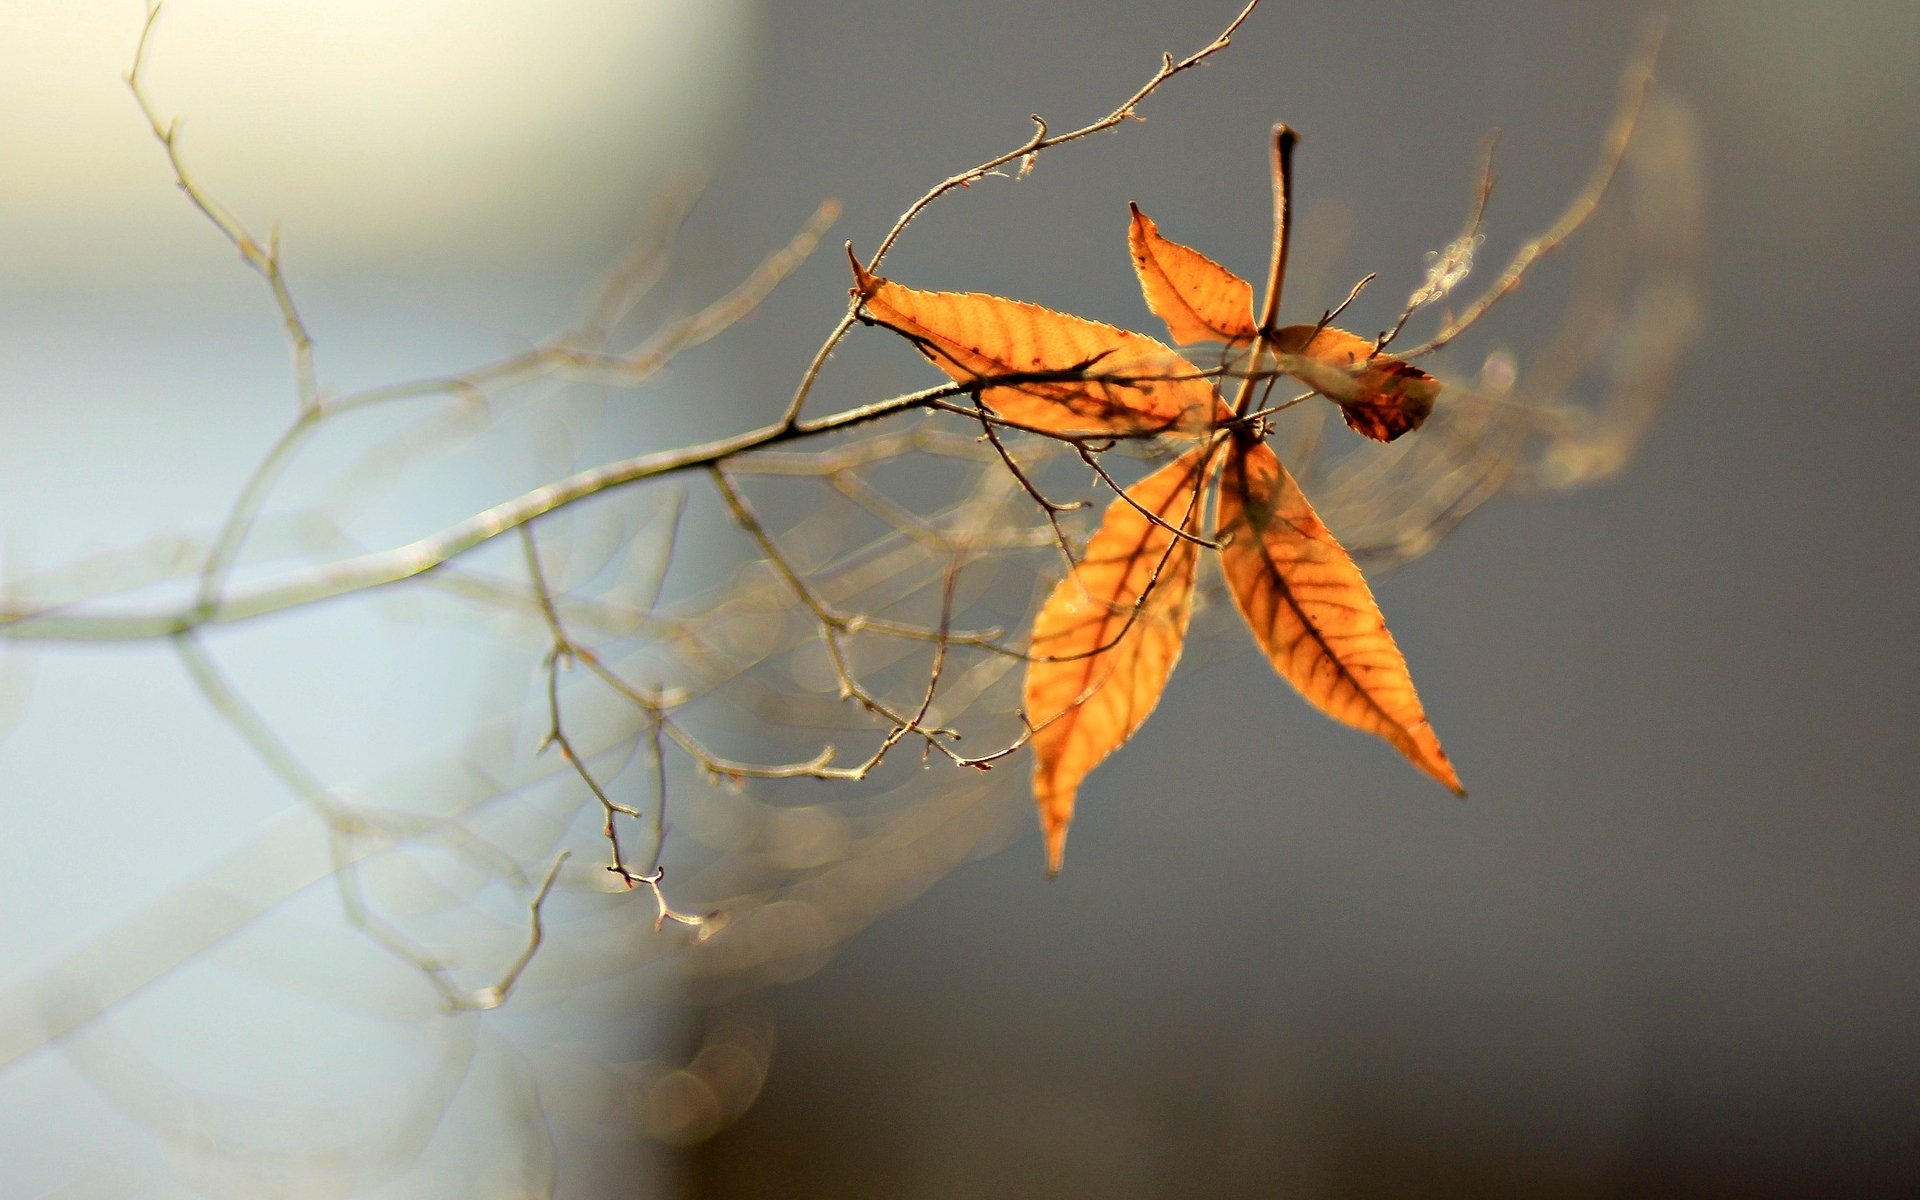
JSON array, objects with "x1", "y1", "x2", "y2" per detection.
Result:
[{"x1": 845, "y1": 243, "x2": 878, "y2": 298}]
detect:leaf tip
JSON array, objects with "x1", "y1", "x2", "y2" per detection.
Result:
[
  {"x1": 1416, "y1": 734, "x2": 1466, "y2": 797},
  {"x1": 1044, "y1": 816, "x2": 1069, "y2": 877},
  {"x1": 1126, "y1": 203, "x2": 1149, "y2": 254},
  {"x1": 1035, "y1": 776, "x2": 1075, "y2": 875}
]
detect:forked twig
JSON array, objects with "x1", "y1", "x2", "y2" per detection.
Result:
[{"x1": 521, "y1": 524, "x2": 707, "y2": 929}]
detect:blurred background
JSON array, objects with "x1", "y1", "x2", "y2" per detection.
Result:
[
  {"x1": 2, "y1": 0, "x2": 1917, "y2": 1197},
  {"x1": 686, "y1": 1, "x2": 1920, "y2": 1196}
]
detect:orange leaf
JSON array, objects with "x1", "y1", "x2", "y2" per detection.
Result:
[
  {"x1": 1024, "y1": 445, "x2": 1216, "y2": 874},
  {"x1": 1127, "y1": 203, "x2": 1258, "y2": 346},
  {"x1": 1268, "y1": 324, "x2": 1441, "y2": 442},
  {"x1": 1217, "y1": 437, "x2": 1463, "y2": 794},
  {"x1": 852, "y1": 255, "x2": 1226, "y2": 438}
]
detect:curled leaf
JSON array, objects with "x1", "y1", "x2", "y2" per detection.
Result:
[
  {"x1": 1269, "y1": 324, "x2": 1441, "y2": 442},
  {"x1": 1217, "y1": 438, "x2": 1463, "y2": 794},
  {"x1": 1127, "y1": 204, "x2": 1258, "y2": 346},
  {"x1": 1024, "y1": 445, "x2": 1216, "y2": 874},
  {"x1": 852, "y1": 254, "x2": 1226, "y2": 437}
]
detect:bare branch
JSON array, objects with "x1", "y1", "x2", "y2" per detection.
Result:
[{"x1": 127, "y1": 2, "x2": 317, "y2": 409}]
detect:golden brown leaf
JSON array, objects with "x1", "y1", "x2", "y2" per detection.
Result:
[
  {"x1": 1268, "y1": 324, "x2": 1441, "y2": 442},
  {"x1": 1127, "y1": 203, "x2": 1258, "y2": 346},
  {"x1": 1024, "y1": 445, "x2": 1216, "y2": 874},
  {"x1": 851, "y1": 254, "x2": 1226, "y2": 437},
  {"x1": 1217, "y1": 437, "x2": 1463, "y2": 794}
]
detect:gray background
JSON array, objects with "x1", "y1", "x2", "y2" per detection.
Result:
[{"x1": 684, "y1": 1, "x2": 1920, "y2": 1195}]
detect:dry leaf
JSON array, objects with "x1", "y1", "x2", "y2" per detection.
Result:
[
  {"x1": 1217, "y1": 437, "x2": 1463, "y2": 794},
  {"x1": 1269, "y1": 324, "x2": 1441, "y2": 442},
  {"x1": 1025, "y1": 445, "x2": 1216, "y2": 874},
  {"x1": 1127, "y1": 204, "x2": 1258, "y2": 346},
  {"x1": 852, "y1": 254, "x2": 1225, "y2": 437}
]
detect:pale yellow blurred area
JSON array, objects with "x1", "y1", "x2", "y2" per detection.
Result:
[{"x1": 0, "y1": 0, "x2": 753, "y2": 288}]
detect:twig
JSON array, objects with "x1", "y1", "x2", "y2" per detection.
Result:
[
  {"x1": 1075, "y1": 446, "x2": 1225, "y2": 550},
  {"x1": 176, "y1": 187, "x2": 836, "y2": 629},
  {"x1": 710, "y1": 466, "x2": 959, "y2": 754},
  {"x1": 967, "y1": 398, "x2": 1086, "y2": 575},
  {"x1": 1318, "y1": 272, "x2": 1377, "y2": 338},
  {"x1": 577, "y1": 170, "x2": 708, "y2": 346},
  {"x1": 0, "y1": 384, "x2": 964, "y2": 640},
  {"x1": 464, "y1": 852, "x2": 571, "y2": 1011},
  {"x1": 127, "y1": 3, "x2": 317, "y2": 410}
]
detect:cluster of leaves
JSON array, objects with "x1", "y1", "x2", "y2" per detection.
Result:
[{"x1": 853, "y1": 127, "x2": 1469, "y2": 872}]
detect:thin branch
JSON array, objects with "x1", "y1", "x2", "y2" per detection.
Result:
[
  {"x1": 1075, "y1": 446, "x2": 1225, "y2": 550},
  {"x1": 128, "y1": 2, "x2": 317, "y2": 409},
  {"x1": 710, "y1": 465, "x2": 992, "y2": 774},
  {"x1": 577, "y1": 170, "x2": 708, "y2": 346},
  {"x1": 1319, "y1": 272, "x2": 1376, "y2": 336},
  {"x1": 6, "y1": 360, "x2": 1219, "y2": 643},
  {"x1": 178, "y1": 196, "x2": 838, "y2": 626},
  {"x1": 0, "y1": 383, "x2": 965, "y2": 641},
  {"x1": 523, "y1": 531, "x2": 643, "y2": 855},
  {"x1": 190, "y1": 407, "x2": 323, "y2": 617},
  {"x1": 532, "y1": 198, "x2": 842, "y2": 384},
  {"x1": 967, "y1": 398, "x2": 1085, "y2": 575},
  {"x1": 634, "y1": 865, "x2": 708, "y2": 934},
  {"x1": 867, "y1": 1, "x2": 1260, "y2": 272},
  {"x1": 464, "y1": 851, "x2": 570, "y2": 1012}
]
